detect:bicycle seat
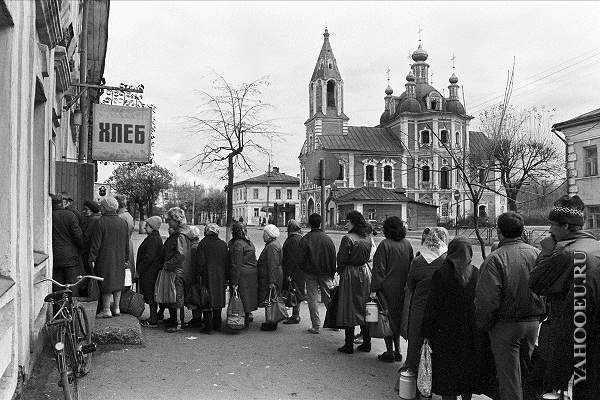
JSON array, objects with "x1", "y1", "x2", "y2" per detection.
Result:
[{"x1": 44, "y1": 289, "x2": 72, "y2": 303}]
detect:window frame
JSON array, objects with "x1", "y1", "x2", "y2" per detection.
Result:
[
  {"x1": 365, "y1": 165, "x2": 375, "y2": 182},
  {"x1": 253, "y1": 188, "x2": 259, "y2": 199},
  {"x1": 584, "y1": 145, "x2": 598, "y2": 177},
  {"x1": 422, "y1": 165, "x2": 431, "y2": 182},
  {"x1": 275, "y1": 189, "x2": 281, "y2": 200},
  {"x1": 421, "y1": 130, "x2": 430, "y2": 145},
  {"x1": 286, "y1": 189, "x2": 292, "y2": 200}
]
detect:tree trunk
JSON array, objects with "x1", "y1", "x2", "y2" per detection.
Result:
[
  {"x1": 226, "y1": 154, "x2": 234, "y2": 241},
  {"x1": 148, "y1": 198, "x2": 154, "y2": 216},
  {"x1": 138, "y1": 203, "x2": 145, "y2": 234},
  {"x1": 471, "y1": 201, "x2": 487, "y2": 259},
  {"x1": 506, "y1": 188, "x2": 519, "y2": 212}
]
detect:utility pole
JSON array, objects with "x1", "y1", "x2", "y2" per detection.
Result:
[
  {"x1": 319, "y1": 159, "x2": 327, "y2": 223},
  {"x1": 191, "y1": 176, "x2": 197, "y2": 225},
  {"x1": 78, "y1": 0, "x2": 88, "y2": 162},
  {"x1": 265, "y1": 136, "x2": 273, "y2": 225}
]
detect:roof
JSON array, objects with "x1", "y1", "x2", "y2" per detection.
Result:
[
  {"x1": 234, "y1": 171, "x2": 299, "y2": 186},
  {"x1": 469, "y1": 131, "x2": 489, "y2": 152},
  {"x1": 310, "y1": 29, "x2": 342, "y2": 82},
  {"x1": 552, "y1": 107, "x2": 600, "y2": 130},
  {"x1": 332, "y1": 187, "x2": 435, "y2": 208},
  {"x1": 318, "y1": 126, "x2": 405, "y2": 153}
]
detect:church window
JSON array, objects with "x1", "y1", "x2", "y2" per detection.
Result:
[
  {"x1": 455, "y1": 132, "x2": 461, "y2": 146},
  {"x1": 337, "y1": 164, "x2": 344, "y2": 180},
  {"x1": 441, "y1": 203, "x2": 449, "y2": 217},
  {"x1": 383, "y1": 165, "x2": 392, "y2": 182},
  {"x1": 422, "y1": 165, "x2": 430, "y2": 182},
  {"x1": 431, "y1": 100, "x2": 438, "y2": 110},
  {"x1": 440, "y1": 130, "x2": 448, "y2": 144},
  {"x1": 328, "y1": 62, "x2": 332, "y2": 69},
  {"x1": 421, "y1": 130, "x2": 430, "y2": 145},
  {"x1": 327, "y1": 81, "x2": 336, "y2": 108},
  {"x1": 366, "y1": 165, "x2": 375, "y2": 182},
  {"x1": 440, "y1": 167, "x2": 450, "y2": 189}
]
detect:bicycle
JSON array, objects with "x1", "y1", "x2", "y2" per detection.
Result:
[{"x1": 38, "y1": 275, "x2": 104, "y2": 400}]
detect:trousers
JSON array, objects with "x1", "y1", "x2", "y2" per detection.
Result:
[{"x1": 305, "y1": 275, "x2": 334, "y2": 329}]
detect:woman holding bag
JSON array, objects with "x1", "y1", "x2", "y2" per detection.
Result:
[
  {"x1": 137, "y1": 216, "x2": 164, "y2": 327},
  {"x1": 229, "y1": 222, "x2": 258, "y2": 330},
  {"x1": 257, "y1": 224, "x2": 283, "y2": 331}
]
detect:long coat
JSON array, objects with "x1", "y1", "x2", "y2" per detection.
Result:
[
  {"x1": 88, "y1": 211, "x2": 129, "y2": 293},
  {"x1": 162, "y1": 225, "x2": 193, "y2": 308},
  {"x1": 52, "y1": 207, "x2": 83, "y2": 268},
  {"x1": 118, "y1": 210, "x2": 136, "y2": 277},
  {"x1": 282, "y1": 232, "x2": 306, "y2": 295},
  {"x1": 82, "y1": 213, "x2": 101, "y2": 272},
  {"x1": 370, "y1": 238, "x2": 414, "y2": 334},
  {"x1": 405, "y1": 252, "x2": 446, "y2": 371},
  {"x1": 336, "y1": 232, "x2": 372, "y2": 327},
  {"x1": 196, "y1": 234, "x2": 229, "y2": 309},
  {"x1": 229, "y1": 239, "x2": 258, "y2": 313},
  {"x1": 136, "y1": 230, "x2": 164, "y2": 304},
  {"x1": 257, "y1": 239, "x2": 283, "y2": 304}
]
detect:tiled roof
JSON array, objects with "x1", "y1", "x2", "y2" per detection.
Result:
[
  {"x1": 334, "y1": 187, "x2": 412, "y2": 203},
  {"x1": 468, "y1": 131, "x2": 489, "y2": 152},
  {"x1": 552, "y1": 107, "x2": 600, "y2": 130},
  {"x1": 234, "y1": 171, "x2": 299, "y2": 186},
  {"x1": 318, "y1": 126, "x2": 405, "y2": 153}
]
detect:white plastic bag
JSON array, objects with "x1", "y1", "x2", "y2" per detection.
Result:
[
  {"x1": 417, "y1": 340, "x2": 432, "y2": 397},
  {"x1": 124, "y1": 268, "x2": 132, "y2": 287}
]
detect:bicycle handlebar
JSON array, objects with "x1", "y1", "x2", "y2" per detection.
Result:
[{"x1": 36, "y1": 275, "x2": 104, "y2": 288}]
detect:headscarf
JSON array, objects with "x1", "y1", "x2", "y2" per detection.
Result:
[
  {"x1": 83, "y1": 200, "x2": 100, "y2": 214},
  {"x1": 446, "y1": 237, "x2": 473, "y2": 286},
  {"x1": 263, "y1": 224, "x2": 280, "y2": 241},
  {"x1": 100, "y1": 197, "x2": 119, "y2": 213},
  {"x1": 287, "y1": 219, "x2": 301, "y2": 234},
  {"x1": 231, "y1": 222, "x2": 248, "y2": 242},
  {"x1": 205, "y1": 223, "x2": 219, "y2": 237},
  {"x1": 420, "y1": 227, "x2": 449, "y2": 263},
  {"x1": 145, "y1": 216, "x2": 162, "y2": 231},
  {"x1": 166, "y1": 207, "x2": 186, "y2": 225},
  {"x1": 189, "y1": 225, "x2": 201, "y2": 240}
]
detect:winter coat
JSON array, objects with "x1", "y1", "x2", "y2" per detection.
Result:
[
  {"x1": 81, "y1": 213, "x2": 101, "y2": 271},
  {"x1": 88, "y1": 211, "x2": 129, "y2": 293},
  {"x1": 229, "y1": 239, "x2": 258, "y2": 313},
  {"x1": 196, "y1": 235, "x2": 229, "y2": 309},
  {"x1": 163, "y1": 225, "x2": 193, "y2": 279},
  {"x1": 299, "y1": 228, "x2": 337, "y2": 278},
  {"x1": 405, "y1": 252, "x2": 446, "y2": 371},
  {"x1": 136, "y1": 230, "x2": 164, "y2": 304},
  {"x1": 66, "y1": 204, "x2": 85, "y2": 227},
  {"x1": 257, "y1": 238, "x2": 283, "y2": 304},
  {"x1": 530, "y1": 231, "x2": 600, "y2": 399},
  {"x1": 281, "y1": 232, "x2": 306, "y2": 294},
  {"x1": 52, "y1": 206, "x2": 83, "y2": 269},
  {"x1": 370, "y1": 238, "x2": 413, "y2": 333},
  {"x1": 335, "y1": 233, "x2": 372, "y2": 327},
  {"x1": 475, "y1": 237, "x2": 545, "y2": 331},
  {"x1": 118, "y1": 209, "x2": 136, "y2": 277}
]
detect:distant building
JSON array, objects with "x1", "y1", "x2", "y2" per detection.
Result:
[
  {"x1": 553, "y1": 108, "x2": 600, "y2": 229},
  {"x1": 298, "y1": 29, "x2": 503, "y2": 228},
  {"x1": 230, "y1": 167, "x2": 300, "y2": 226}
]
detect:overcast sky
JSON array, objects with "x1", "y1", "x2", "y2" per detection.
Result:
[{"x1": 97, "y1": 1, "x2": 600, "y2": 187}]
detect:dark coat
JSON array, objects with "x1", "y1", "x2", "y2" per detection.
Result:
[
  {"x1": 257, "y1": 239, "x2": 283, "y2": 304},
  {"x1": 163, "y1": 225, "x2": 193, "y2": 279},
  {"x1": 405, "y1": 252, "x2": 446, "y2": 371},
  {"x1": 136, "y1": 230, "x2": 164, "y2": 304},
  {"x1": 281, "y1": 232, "x2": 306, "y2": 294},
  {"x1": 88, "y1": 211, "x2": 129, "y2": 293},
  {"x1": 370, "y1": 238, "x2": 414, "y2": 333},
  {"x1": 118, "y1": 210, "x2": 136, "y2": 277},
  {"x1": 229, "y1": 238, "x2": 258, "y2": 313},
  {"x1": 82, "y1": 213, "x2": 101, "y2": 271},
  {"x1": 336, "y1": 233, "x2": 372, "y2": 327},
  {"x1": 66, "y1": 204, "x2": 85, "y2": 227},
  {"x1": 52, "y1": 207, "x2": 83, "y2": 268},
  {"x1": 196, "y1": 234, "x2": 229, "y2": 309},
  {"x1": 299, "y1": 228, "x2": 337, "y2": 278}
]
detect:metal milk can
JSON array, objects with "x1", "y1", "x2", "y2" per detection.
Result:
[
  {"x1": 398, "y1": 369, "x2": 416, "y2": 399},
  {"x1": 365, "y1": 301, "x2": 378, "y2": 323}
]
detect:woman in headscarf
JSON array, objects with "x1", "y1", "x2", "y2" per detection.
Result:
[
  {"x1": 282, "y1": 219, "x2": 305, "y2": 324},
  {"x1": 336, "y1": 211, "x2": 373, "y2": 354},
  {"x1": 182, "y1": 225, "x2": 202, "y2": 328},
  {"x1": 229, "y1": 222, "x2": 258, "y2": 329},
  {"x1": 257, "y1": 224, "x2": 283, "y2": 331},
  {"x1": 370, "y1": 216, "x2": 414, "y2": 362},
  {"x1": 421, "y1": 237, "x2": 480, "y2": 400},
  {"x1": 81, "y1": 200, "x2": 102, "y2": 278},
  {"x1": 137, "y1": 216, "x2": 164, "y2": 327},
  {"x1": 195, "y1": 223, "x2": 228, "y2": 333},
  {"x1": 404, "y1": 227, "x2": 448, "y2": 374}
]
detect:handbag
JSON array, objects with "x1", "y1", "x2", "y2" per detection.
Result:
[
  {"x1": 417, "y1": 339, "x2": 433, "y2": 398},
  {"x1": 323, "y1": 286, "x2": 341, "y2": 329},
  {"x1": 368, "y1": 297, "x2": 393, "y2": 338},
  {"x1": 264, "y1": 287, "x2": 288, "y2": 324},
  {"x1": 282, "y1": 279, "x2": 300, "y2": 308},
  {"x1": 119, "y1": 288, "x2": 145, "y2": 318},
  {"x1": 154, "y1": 269, "x2": 177, "y2": 304},
  {"x1": 185, "y1": 284, "x2": 211, "y2": 310},
  {"x1": 226, "y1": 288, "x2": 246, "y2": 330}
]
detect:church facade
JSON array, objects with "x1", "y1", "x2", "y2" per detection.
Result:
[{"x1": 298, "y1": 29, "x2": 505, "y2": 227}]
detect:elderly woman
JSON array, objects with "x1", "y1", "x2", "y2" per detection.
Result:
[
  {"x1": 89, "y1": 197, "x2": 130, "y2": 318},
  {"x1": 137, "y1": 216, "x2": 164, "y2": 327},
  {"x1": 195, "y1": 223, "x2": 229, "y2": 333},
  {"x1": 182, "y1": 226, "x2": 202, "y2": 328},
  {"x1": 404, "y1": 227, "x2": 449, "y2": 376},
  {"x1": 370, "y1": 216, "x2": 414, "y2": 362},
  {"x1": 229, "y1": 222, "x2": 258, "y2": 329},
  {"x1": 161, "y1": 207, "x2": 193, "y2": 332},
  {"x1": 257, "y1": 224, "x2": 283, "y2": 331},
  {"x1": 336, "y1": 211, "x2": 373, "y2": 354},
  {"x1": 81, "y1": 200, "x2": 101, "y2": 276}
]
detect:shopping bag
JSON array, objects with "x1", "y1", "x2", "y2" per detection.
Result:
[
  {"x1": 124, "y1": 267, "x2": 132, "y2": 287},
  {"x1": 226, "y1": 288, "x2": 246, "y2": 330},
  {"x1": 323, "y1": 286, "x2": 342, "y2": 329},
  {"x1": 185, "y1": 284, "x2": 211, "y2": 311},
  {"x1": 154, "y1": 269, "x2": 177, "y2": 304},
  {"x1": 368, "y1": 297, "x2": 393, "y2": 338},
  {"x1": 282, "y1": 279, "x2": 300, "y2": 308},
  {"x1": 417, "y1": 340, "x2": 433, "y2": 398},
  {"x1": 264, "y1": 287, "x2": 288, "y2": 324},
  {"x1": 119, "y1": 288, "x2": 145, "y2": 318}
]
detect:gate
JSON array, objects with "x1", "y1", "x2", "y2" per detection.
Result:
[{"x1": 55, "y1": 161, "x2": 95, "y2": 211}]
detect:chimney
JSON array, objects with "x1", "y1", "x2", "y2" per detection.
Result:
[{"x1": 272, "y1": 166, "x2": 280, "y2": 174}]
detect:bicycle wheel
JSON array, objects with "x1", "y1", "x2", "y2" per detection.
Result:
[
  {"x1": 73, "y1": 304, "x2": 93, "y2": 376},
  {"x1": 59, "y1": 325, "x2": 80, "y2": 400}
]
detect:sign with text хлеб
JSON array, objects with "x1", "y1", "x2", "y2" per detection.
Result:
[{"x1": 92, "y1": 104, "x2": 152, "y2": 162}]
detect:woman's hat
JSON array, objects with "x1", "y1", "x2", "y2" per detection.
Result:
[
  {"x1": 83, "y1": 200, "x2": 100, "y2": 214},
  {"x1": 263, "y1": 224, "x2": 280, "y2": 239},
  {"x1": 145, "y1": 216, "x2": 162, "y2": 231}
]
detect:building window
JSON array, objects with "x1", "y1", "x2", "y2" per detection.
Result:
[
  {"x1": 253, "y1": 188, "x2": 259, "y2": 199},
  {"x1": 584, "y1": 146, "x2": 598, "y2": 177},
  {"x1": 287, "y1": 189, "x2": 292, "y2": 200},
  {"x1": 366, "y1": 165, "x2": 375, "y2": 181},
  {"x1": 254, "y1": 208, "x2": 259, "y2": 217},
  {"x1": 368, "y1": 209, "x2": 376, "y2": 220},
  {"x1": 441, "y1": 203, "x2": 449, "y2": 217},
  {"x1": 431, "y1": 100, "x2": 438, "y2": 110},
  {"x1": 586, "y1": 206, "x2": 600, "y2": 228},
  {"x1": 275, "y1": 189, "x2": 281, "y2": 200},
  {"x1": 422, "y1": 165, "x2": 430, "y2": 182},
  {"x1": 478, "y1": 168, "x2": 486, "y2": 184},
  {"x1": 440, "y1": 167, "x2": 450, "y2": 189},
  {"x1": 327, "y1": 80, "x2": 336, "y2": 108},
  {"x1": 455, "y1": 132, "x2": 460, "y2": 146},
  {"x1": 383, "y1": 165, "x2": 392, "y2": 182},
  {"x1": 440, "y1": 130, "x2": 448, "y2": 144},
  {"x1": 421, "y1": 130, "x2": 430, "y2": 145},
  {"x1": 337, "y1": 164, "x2": 344, "y2": 180}
]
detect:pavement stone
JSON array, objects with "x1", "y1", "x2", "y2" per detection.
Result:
[{"x1": 92, "y1": 314, "x2": 143, "y2": 345}]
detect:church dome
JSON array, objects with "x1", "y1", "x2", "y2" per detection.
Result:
[
  {"x1": 446, "y1": 99, "x2": 465, "y2": 115},
  {"x1": 449, "y1": 73, "x2": 458, "y2": 84},
  {"x1": 406, "y1": 71, "x2": 415, "y2": 82},
  {"x1": 412, "y1": 44, "x2": 428, "y2": 62},
  {"x1": 385, "y1": 85, "x2": 393, "y2": 95},
  {"x1": 398, "y1": 97, "x2": 422, "y2": 113}
]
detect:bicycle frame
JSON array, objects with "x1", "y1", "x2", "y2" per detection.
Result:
[{"x1": 46, "y1": 292, "x2": 79, "y2": 375}]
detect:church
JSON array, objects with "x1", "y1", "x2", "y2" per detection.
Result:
[{"x1": 298, "y1": 29, "x2": 504, "y2": 228}]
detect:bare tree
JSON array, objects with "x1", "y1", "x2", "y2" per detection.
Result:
[{"x1": 185, "y1": 74, "x2": 279, "y2": 232}]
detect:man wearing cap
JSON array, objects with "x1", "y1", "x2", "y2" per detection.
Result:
[
  {"x1": 61, "y1": 191, "x2": 84, "y2": 227},
  {"x1": 530, "y1": 195, "x2": 600, "y2": 400},
  {"x1": 51, "y1": 194, "x2": 83, "y2": 295}
]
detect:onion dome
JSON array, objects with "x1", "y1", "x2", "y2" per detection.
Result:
[
  {"x1": 398, "y1": 98, "x2": 422, "y2": 113},
  {"x1": 406, "y1": 70, "x2": 416, "y2": 82},
  {"x1": 385, "y1": 85, "x2": 394, "y2": 95},
  {"x1": 380, "y1": 109, "x2": 391, "y2": 124},
  {"x1": 446, "y1": 100, "x2": 465, "y2": 115},
  {"x1": 411, "y1": 44, "x2": 428, "y2": 62},
  {"x1": 449, "y1": 73, "x2": 458, "y2": 84}
]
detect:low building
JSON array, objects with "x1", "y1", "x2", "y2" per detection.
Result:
[
  {"x1": 553, "y1": 108, "x2": 600, "y2": 229},
  {"x1": 231, "y1": 167, "x2": 300, "y2": 226}
]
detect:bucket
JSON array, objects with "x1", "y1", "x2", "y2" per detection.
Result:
[
  {"x1": 398, "y1": 369, "x2": 416, "y2": 399},
  {"x1": 365, "y1": 301, "x2": 378, "y2": 323}
]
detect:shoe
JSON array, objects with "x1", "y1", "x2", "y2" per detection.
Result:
[
  {"x1": 377, "y1": 351, "x2": 395, "y2": 362},
  {"x1": 353, "y1": 333, "x2": 363, "y2": 344},
  {"x1": 356, "y1": 343, "x2": 371, "y2": 352},
  {"x1": 394, "y1": 353, "x2": 403, "y2": 362},
  {"x1": 166, "y1": 326, "x2": 181, "y2": 333},
  {"x1": 183, "y1": 318, "x2": 203, "y2": 328},
  {"x1": 260, "y1": 323, "x2": 277, "y2": 331},
  {"x1": 337, "y1": 345, "x2": 354, "y2": 354},
  {"x1": 112, "y1": 308, "x2": 120, "y2": 316},
  {"x1": 140, "y1": 320, "x2": 158, "y2": 328},
  {"x1": 96, "y1": 311, "x2": 112, "y2": 319},
  {"x1": 283, "y1": 317, "x2": 300, "y2": 324},
  {"x1": 307, "y1": 328, "x2": 320, "y2": 334}
]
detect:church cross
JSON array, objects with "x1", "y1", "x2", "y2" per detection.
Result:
[
  {"x1": 417, "y1": 25, "x2": 423, "y2": 43},
  {"x1": 451, "y1": 53, "x2": 456, "y2": 70},
  {"x1": 430, "y1": 71, "x2": 434, "y2": 84},
  {"x1": 386, "y1": 67, "x2": 391, "y2": 83}
]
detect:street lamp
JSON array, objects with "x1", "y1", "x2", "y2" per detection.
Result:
[{"x1": 453, "y1": 189, "x2": 461, "y2": 235}]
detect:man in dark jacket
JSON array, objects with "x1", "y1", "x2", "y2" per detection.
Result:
[
  {"x1": 299, "y1": 213, "x2": 336, "y2": 334},
  {"x1": 475, "y1": 212, "x2": 546, "y2": 400},
  {"x1": 61, "y1": 191, "x2": 84, "y2": 227},
  {"x1": 282, "y1": 220, "x2": 306, "y2": 324},
  {"x1": 529, "y1": 195, "x2": 600, "y2": 400},
  {"x1": 52, "y1": 194, "x2": 83, "y2": 295}
]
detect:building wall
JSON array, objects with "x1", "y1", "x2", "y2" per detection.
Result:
[{"x1": 232, "y1": 182, "x2": 300, "y2": 225}]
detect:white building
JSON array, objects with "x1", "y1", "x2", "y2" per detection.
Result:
[{"x1": 231, "y1": 167, "x2": 300, "y2": 226}]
